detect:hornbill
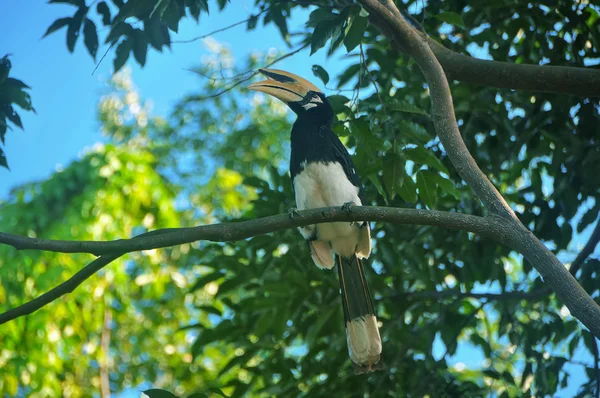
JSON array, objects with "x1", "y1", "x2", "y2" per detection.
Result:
[{"x1": 248, "y1": 69, "x2": 382, "y2": 373}]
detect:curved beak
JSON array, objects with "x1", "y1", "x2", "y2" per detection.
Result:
[{"x1": 247, "y1": 68, "x2": 322, "y2": 104}]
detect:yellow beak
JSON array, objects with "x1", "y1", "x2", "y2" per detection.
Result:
[{"x1": 247, "y1": 68, "x2": 322, "y2": 103}]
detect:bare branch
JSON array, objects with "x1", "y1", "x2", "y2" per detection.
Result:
[
  {"x1": 399, "y1": 288, "x2": 550, "y2": 302},
  {"x1": 427, "y1": 39, "x2": 600, "y2": 98},
  {"x1": 359, "y1": 0, "x2": 600, "y2": 338},
  {"x1": 172, "y1": 8, "x2": 270, "y2": 44},
  {"x1": 0, "y1": 206, "x2": 516, "y2": 325},
  {"x1": 0, "y1": 253, "x2": 121, "y2": 325},
  {"x1": 0, "y1": 206, "x2": 508, "y2": 255}
]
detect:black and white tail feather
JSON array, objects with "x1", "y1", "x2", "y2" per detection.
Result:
[{"x1": 337, "y1": 253, "x2": 383, "y2": 374}]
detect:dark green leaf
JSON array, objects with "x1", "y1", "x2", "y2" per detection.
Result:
[
  {"x1": 163, "y1": 1, "x2": 180, "y2": 32},
  {"x1": 5, "y1": 106, "x2": 23, "y2": 129},
  {"x1": 390, "y1": 100, "x2": 429, "y2": 116},
  {"x1": 247, "y1": 14, "x2": 258, "y2": 29},
  {"x1": 5, "y1": 77, "x2": 30, "y2": 90},
  {"x1": 189, "y1": 271, "x2": 225, "y2": 292},
  {"x1": 344, "y1": 16, "x2": 368, "y2": 52},
  {"x1": 96, "y1": 1, "x2": 111, "y2": 25},
  {"x1": 217, "y1": 0, "x2": 228, "y2": 11},
  {"x1": 397, "y1": 172, "x2": 417, "y2": 203},
  {"x1": 403, "y1": 147, "x2": 449, "y2": 174},
  {"x1": 66, "y1": 7, "x2": 88, "y2": 53},
  {"x1": 131, "y1": 29, "x2": 148, "y2": 67},
  {"x1": 311, "y1": 20, "x2": 337, "y2": 55},
  {"x1": 416, "y1": 170, "x2": 437, "y2": 208},
  {"x1": 311, "y1": 65, "x2": 329, "y2": 86},
  {"x1": 83, "y1": 19, "x2": 99, "y2": 59},
  {"x1": 143, "y1": 389, "x2": 178, "y2": 398},
  {"x1": 113, "y1": 38, "x2": 132, "y2": 72},
  {"x1": 150, "y1": 0, "x2": 170, "y2": 19},
  {"x1": 434, "y1": 11, "x2": 466, "y2": 29},
  {"x1": 0, "y1": 55, "x2": 10, "y2": 83},
  {"x1": 196, "y1": 305, "x2": 222, "y2": 317},
  {"x1": 144, "y1": 17, "x2": 171, "y2": 51},
  {"x1": 0, "y1": 148, "x2": 7, "y2": 169},
  {"x1": 187, "y1": 394, "x2": 209, "y2": 398},
  {"x1": 43, "y1": 17, "x2": 72, "y2": 38}
]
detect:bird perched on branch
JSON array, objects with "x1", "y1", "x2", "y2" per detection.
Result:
[{"x1": 248, "y1": 69, "x2": 382, "y2": 373}]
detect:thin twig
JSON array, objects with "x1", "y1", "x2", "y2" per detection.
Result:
[
  {"x1": 92, "y1": 42, "x2": 116, "y2": 76},
  {"x1": 172, "y1": 8, "x2": 271, "y2": 44},
  {"x1": 186, "y1": 42, "x2": 310, "y2": 101}
]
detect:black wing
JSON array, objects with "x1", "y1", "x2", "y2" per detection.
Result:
[{"x1": 326, "y1": 127, "x2": 363, "y2": 190}]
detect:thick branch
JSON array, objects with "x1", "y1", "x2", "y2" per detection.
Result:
[
  {"x1": 359, "y1": 0, "x2": 600, "y2": 338},
  {"x1": 0, "y1": 206, "x2": 507, "y2": 255},
  {"x1": 396, "y1": 5, "x2": 600, "y2": 97},
  {"x1": 427, "y1": 39, "x2": 600, "y2": 97}
]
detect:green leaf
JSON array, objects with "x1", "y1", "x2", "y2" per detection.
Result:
[
  {"x1": 311, "y1": 64, "x2": 329, "y2": 86},
  {"x1": 434, "y1": 11, "x2": 466, "y2": 29},
  {"x1": 196, "y1": 305, "x2": 222, "y2": 317},
  {"x1": 397, "y1": 170, "x2": 417, "y2": 203},
  {"x1": 0, "y1": 55, "x2": 10, "y2": 83},
  {"x1": 344, "y1": 15, "x2": 368, "y2": 52},
  {"x1": 189, "y1": 271, "x2": 225, "y2": 292},
  {"x1": 83, "y1": 19, "x2": 98, "y2": 59},
  {"x1": 150, "y1": 0, "x2": 170, "y2": 19},
  {"x1": 403, "y1": 147, "x2": 448, "y2": 174},
  {"x1": 382, "y1": 153, "x2": 404, "y2": 200},
  {"x1": 368, "y1": 173, "x2": 387, "y2": 203},
  {"x1": 187, "y1": 394, "x2": 209, "y2": 398},
  {"x1": 144, "y1": 17, "x2": 171, "y2": 51},
  {"x1": 217, "y1": 0, "x2": 228, "y2": 11},
  {"x1": 307, "y1": 9, "x2": 338, "y2": 27},
  {"x1": 327, "y1": 94, "x2": 350, "y2": 114},
  {"x1": 5, "y1": 106, "x2": 23, "y2": 129},
  {"x1": 0, "y1": 148, "x2": 8, "y2": 169},
  {"x1": 429, "y1": 173, "x2": 461, "y2": 200},
  {"x1": 247, "y1": 14, "x2": 258, "y2": 29},
  {"x1": 96, "y1": 1, "x2": 111, "y2": 25},
  {"x1": 311, "y1": 20, "x2": 337, "y2": 55},
  {"x1": 113, "y1": 38, "x2": 132, "y2": 72},
  {"x1": 66, "y1": 7, "x2": 88, "y2": 53},
  {"x1": 143, "y1": 389, "x2": 178, "y2": 398},
  {"x1": 131, "y1": 29, "x2": 148, "y2": 66},
  {"x1": 208, "y1": 387, "x2": 229, "y2": 397},
  {"x1": 43, "y1": 17, "x2": 72, "y2": 38},
  {"x1": 390, "y1": 100, "x2": 429, "y2": 116},
  {"x1": 416, "y1": 170, "x2": 437, "y2": 208}
]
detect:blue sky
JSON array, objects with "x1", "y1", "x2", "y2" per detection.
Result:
[{"x1": 0, "y1": 1, "x2": 595, "y2": 397}]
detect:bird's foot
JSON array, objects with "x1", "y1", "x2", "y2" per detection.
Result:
[
  {"x1": 342, "y1": 201, "x2": 356, "y2": 213},
  {"x1": 288, "y1": 207, "x2": 301, "y2": 219}
]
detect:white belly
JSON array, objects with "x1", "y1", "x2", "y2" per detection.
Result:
[{"x1": 293, "y1": 161, "x2": 361, "y2": 257}]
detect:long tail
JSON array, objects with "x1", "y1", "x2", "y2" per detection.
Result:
[{"x1": 337, "y1": 254, "x2": 383, "y2": 373}]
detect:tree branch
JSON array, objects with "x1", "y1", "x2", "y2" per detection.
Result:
[
  {"x1": 394, "y1": 5, "x2": 600, "y2": 97},
  {"x1": 185, "y1": 42, "x2": 310, "y2": 101},
  {"x1": 0, "y1": 206, "x2": 512, "y2": 325},
  {"x1": 400, "y1": 288, "x2": 550, "y2": 302},
  {"x1": 570, "y1": 218, "x2": 600, "y2": 276},
  {"x1": 0, "y1": 206, "x2": 507, "y2": 255},
  {"x1": 427, "y1": 39, "x2": 600, "y2": 98},
  {"x1": 359, "y1": 0, "x2": 600, "y2": 338}
]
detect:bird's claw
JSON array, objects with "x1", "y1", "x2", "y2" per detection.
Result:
[
  {"x1": 342, "y1": 201, "x2": 356, "y2": 213},
  {"x1": 288, "y1": 207, "x2": 301, "y2": 219}
]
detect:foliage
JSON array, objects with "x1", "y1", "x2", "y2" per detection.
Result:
[
  {"x1": 2, "y1": 0, "x2": 600, "y2": 397},
  {"x1": 0, "y1": 55, "x2": 35, "y2": 169}
]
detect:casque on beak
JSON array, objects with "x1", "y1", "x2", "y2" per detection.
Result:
[{"x1": 247, "y1": 68, "x2": 322, "y2": 104}]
